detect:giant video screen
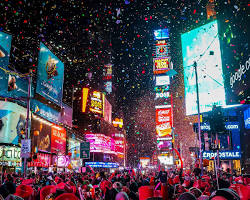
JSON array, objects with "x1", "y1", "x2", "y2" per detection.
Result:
[
  {"x1": 181, "y1": 20, "x2": 226, "y2": 115},
  {"x1": 36, "y1": 42, "x2": 64, "y2": 106}
]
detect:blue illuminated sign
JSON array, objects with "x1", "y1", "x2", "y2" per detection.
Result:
[
  {"x1": 31, "y1": 99, "x2": 60, "y2": 124},
  {"x1": 203, "y1": 150, "x2": 241, "y2": 160},
  {"x1": 154, "y1": 29, "x2": 169, "y2": 40},
  {"x1": 198, "y1": 122, "x2": 240, "y2": 131},
  {"x1": 0, "y1": 31, "x2": 12, "y2": 69},
  {"x1": 85, "y1": 162, "x2": 119, "y2": 168},
  {"x1": 244, "y1": 107, "x2": 250, "y2": 129},
  {"x1": 181, "y1": 21, "x2": 226, "y2": 115},
  {"x1": 36, "y1": 43, "x2": 64, "y2": 106}
]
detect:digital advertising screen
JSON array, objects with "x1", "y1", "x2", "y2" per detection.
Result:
[
  {"x1": 244, "y1": 107, "x2": 250, "y2": 129},
  {"x1": 85, "y1": 133, "x2": 115, "y2": 154},
  {"x1": 219, "y1": 2, "x2": 249, "y2": 104},
  {"x1": 68, "y1": 138, "x2": 80, "y2": 159},
  {"x1": 0, "y1": 31, "x2": 12, "y2": 69},
  {"x1": 28, "y1": 153, "x2": 51, "y2": 168},
  {"x1": 31, "y1": 116, "x2": 51, "y2": 152},
  {"x1": 51, "y1": 125, "x2": 66, "y2": 154},
  {"x1": 0, "y1": 101, "x2": 27, "y2": 145},
  {"x1": 157, "y1": 140, "x2": 172, "y2": 150},
  {"x1": 153, "y1": 57, "x2": 170, "y2": 74},
  {"x1": 104, "y1": 81, "x2": 112, "y2": 94},
  {"x1": 36, "y1": 42, "x2": 64, "y2": 106},
  {"x1": 103, "y1": 64, "x2": 112, "y2": 80},
  {"x1": 154, "y1": 29, "x2": 169, "y2": 40},
  {"x1": 155, "y1": 106, "x2": 172, "y2": 137},
  {"x1": 155, "y1": 75, "x2": 170, "y2": 86},
  {"x1": 181, "y1": 20, "x2": 226, "y2": 115}
]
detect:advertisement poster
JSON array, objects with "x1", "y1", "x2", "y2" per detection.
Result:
[
  {"x1": 244, "y1": 107, "x2": 250, "y2": 129},
  {"x1": 217, "y1": 1, "x2": 249, "y2": 104},
  {"x1": 36, "y1": 42, "x2": 64, "y2": 106},
  {"x1": 52, "y1": 155, "x2": 70, "y2": 167},
  {"x1": 153, "y1": 57, "x2": 170, "y2": 74},
  {"x1": 155, "y1": 106, "x2": 172, "y2": 137},
  {"x1": 155, "y1": 75, "x2": 170, "y2": 86},
  {"x1": 28, "y1": 153, "x2": 51, "y2": 167},
  {"x1": 85, "y1": 133, "x2": 115, "y2": 154},
  {"x1": 154, "y1": 29, "x2": 169, "y2": 40},
  {"x1": 181, "y1": 20, "x2": 226, "y2": 115},
  {"x1": 68, "y1": 138, "x2": 80, "y2": 159},
  {"x1": 103, "y1": 64, "x2": 112, "y2": 80},
  {"x1": 51, "y1": 126, "x2": 66, "y2": 154},
  {"x1": 89, "y1": 91, "x2": 103, "y2": 115},
  {"x1": 31, "y1": 116, "x2": 51, "y2": 152},
  {"x1": 0, "y1": 31, "x2": 12, "y2": 69},
  {"x1": 0, "y1": 101, "x2": 27, "y2": 144}
]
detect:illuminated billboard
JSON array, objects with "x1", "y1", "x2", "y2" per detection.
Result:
[
  {"x1": 155, "y1": 91, "x2": 170, "y2": 99},
  {"x1": 155, "y1": 106, "x2": 172, "y2": 137},
  {"x1": 51, "y1": 125, "x2": 66, "y2": 154},
  {"x1": 181, "y1": 20, "x2": 226, "y2": 115},
  {"x1": 85, "y1": 133, "x2": 115, "y2": 154},
  {"x1": 36, "y1": 42, "x2": 64, "y2": 106},
  {"x1": 153, "y1": 57, "x2": 170, "y2": 74},
  {"x1": 155, "y1": 40, "x2": 170, "y2": 57},
  {"x1": 0, "y1": 101, "x2": 28, "y2": 145},
  {"x1": 103, "y1": 64, "x2": 112, "y2": 80},
  {"x1": 155, "y1": 76, "x2": 170, "y2": 86},
  {"x1": 90, "y1": 91, "x2": 103, "y2": 114},
  {"x1": 82, "y1": 88, "x2": 104, "y2": 116},
  {"x1": 154, "y1": 29, "x2": 169, "y2": 40},
  {"x1": 0, "y1": 31, "x2": 12, "y2": 69}
]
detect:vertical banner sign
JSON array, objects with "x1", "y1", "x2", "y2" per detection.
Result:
[
  {"x1": 51, "y1": 126, "x2": 66, "y2": 154},
  {"x1": 36, "y1": 42, "x2": 64, "y2": 105},
  {"x1": 155, "y1": 107, "x2": 172, "y2": 137},
  {"x1": 21, "y1": 139, "x2": 31, "y2": 158},
  {"x1": 80, "y1": 142, "x2": 90, "y2": 159},
  {"x1": 181, "y1": 20, "x2": 226, "y2": 115}
]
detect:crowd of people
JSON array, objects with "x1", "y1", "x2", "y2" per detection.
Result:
[{"x1": 0, "y1": 166, "x2": 249, "y2": 200}]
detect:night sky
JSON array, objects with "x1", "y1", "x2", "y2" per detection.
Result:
[{"x1": 1, "y1": 0, "x2": 248, "y2": 166}]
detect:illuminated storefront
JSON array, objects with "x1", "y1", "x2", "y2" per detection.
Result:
[{"x1": 0, "y1": 146, "x2": 21, "y2": 172}]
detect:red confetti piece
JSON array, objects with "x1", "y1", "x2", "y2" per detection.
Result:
[{"x1": 193, "y1": 9, "x2": 196, "y2": 14}]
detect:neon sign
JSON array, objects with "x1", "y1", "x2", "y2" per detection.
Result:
[
  {"x1": 156, "y1": 106, "x2": 172, "y2": 137},
  {"x1": 90, "y1": 91, "x2": 103, "y2": 114},
  {"x1": 156, "y1": 91, "x2": 170, "y2": 99},
  {"x1": 153, "y1": 57, "x2": 170, "y2": 74}
]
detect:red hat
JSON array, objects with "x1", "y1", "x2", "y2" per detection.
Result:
[{"x1": 15, "y1": 184, "x2": 33, "y2": 198}]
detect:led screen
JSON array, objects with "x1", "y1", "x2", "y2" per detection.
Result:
[
  {"x1": 153, "y1": 57, "x2": 170, "y2": 74},
  {"x1": 0, "y1": 101, "x2": 27, "y2": 144},
  {"x1": 85, "y1": 133, "x2": 115, "y2": 154},
  {"x1": 155, "y1": 75, "x2": 170, "y2": 86},
  {"x1": 36, "y1": 42, "x2": 64, "y2": 105},
  {"x1": 0, "y1": 31, "x2": 12, "y2": 69},
  {"x1": 155, "y1": 106, "x2": 172, "y2": 137},
  {"x1": 51, "y1": 126, "x2": 66, "y2": 154},
  {"x1": 181, "y1": 20, "x2": 226, "y2": 115},
  {"x1": 154, "y1": 29, "x2": 169, "y2": 40},
  {"x1": 244, "y1": 107, "x2": 250, "y2": 129}
]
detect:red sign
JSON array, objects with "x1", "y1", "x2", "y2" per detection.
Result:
[
  {"x1": 51, "y1": 126, "x2": 66, "y2": 154},
  {"x1": 115, "y1": 139, "x2": 124, "y2": 155},
  {"x1": 156, "y1": 107, "x2": 172, "y2": 137},
  {"x1": 28, "y1": 153, "x2": 51, "y2": 168}
]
